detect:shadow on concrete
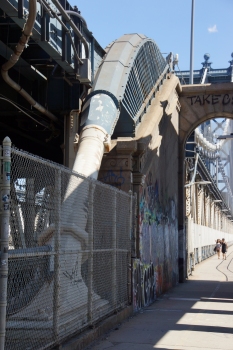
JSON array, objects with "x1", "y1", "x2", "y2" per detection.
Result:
[{"x1": 90, "y1": 278, "x2": 233, "y2": 350}]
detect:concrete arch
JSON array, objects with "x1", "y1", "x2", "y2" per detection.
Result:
[
  {"x1": 179, "y1": 82, "x2": 233, "y2": 148},
  {"x1": 182, "y1": 111, "x2": 233, "y2": 147},
  {"x1": 178, "y1": 82, "x2": 233, "y2": 281}
]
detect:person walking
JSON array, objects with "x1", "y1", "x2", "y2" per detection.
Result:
[
  {"x1": 221, "y1": 238, "x2": 227, "y2": 260},
  {"x1": 215, "y1": 239, "x2": 222, "y2": 259}
]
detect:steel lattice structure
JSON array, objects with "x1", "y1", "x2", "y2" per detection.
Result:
[{"x1": 186, "y1": 119, "x2": 233, "y2": 219}]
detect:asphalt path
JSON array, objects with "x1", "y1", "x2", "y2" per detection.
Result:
[{"x1": 86, "y1": 245, "x2": 233, "y2": 350}]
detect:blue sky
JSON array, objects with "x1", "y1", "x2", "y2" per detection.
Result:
[{"x1": 69, "y1": 0, "x2": 233, "y2": 71}]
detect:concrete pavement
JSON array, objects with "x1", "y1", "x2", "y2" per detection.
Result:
[{"x1": 86, "y1": 245, "x2": 233, "y2": 350}]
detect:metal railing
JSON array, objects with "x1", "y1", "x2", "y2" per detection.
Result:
[
  {"x1": 186, "y1": 218, "x2": 233, "y2": 274},
  {"x1": 0, "y1": 139, "x2": 135, "y2": 349}
]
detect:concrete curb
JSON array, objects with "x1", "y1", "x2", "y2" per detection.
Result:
[{"x1": 57, "y1": 305, "x2": 133, "y2": 350}]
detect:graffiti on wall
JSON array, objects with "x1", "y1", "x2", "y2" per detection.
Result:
[
  {"x1": 132, "y1": 259, "x2": 156, "y2": 311},
  {"x1": 100, "y1": 168, "x2": 125, "y2": 189},
  {"x1": 137, "y1": 171, "x2": 178, "y2": 302},
  {"x1": 187, "y1": 94, "x2": 233, "y2": 106},
  {"x1": 139, "y1": 172, "x2": 176, "y2": 231}
]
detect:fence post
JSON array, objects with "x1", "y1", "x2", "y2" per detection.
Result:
[
  {"x1": 128, "y1": 191, "x2": 133, "y2": 304},
  {"x1": 0, "y1": 137, "x2": 11, "y2": 349},
  {"x1": 87, "y1": 181, "x2": 94, "y2": 324},
  {"x1": 53, "y1": 169, "x2": 61, "y2": 343},
  {"x1": 185, "y1": 217, "x2": 190, "y2": 276},
  {"x1": 133, "y1": 192, "x2": 137, "y2": 258},
  {"x1": 112, "y1": 191, "x2": 117, "y2": 308}
]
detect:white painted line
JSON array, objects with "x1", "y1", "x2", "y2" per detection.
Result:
[
  {"x1": 169, "y1": 297, "x2": 200, "y2": 301},
  {"x1": 201, "y1": 297, "x2": 233, "y2": 303},
  {"x1": 145, "y1": 309, "x2": 183, "y2": 312}
]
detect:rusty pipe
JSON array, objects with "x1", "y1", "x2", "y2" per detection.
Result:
[{"x1": 1, "y1": 0, "x2": 58, "y2": 123}]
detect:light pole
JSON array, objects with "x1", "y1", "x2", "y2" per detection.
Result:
[{"x1": 189, "y1": 0, "x2": 195, "y2": 84}]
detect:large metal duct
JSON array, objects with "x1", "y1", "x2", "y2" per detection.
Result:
[
  {"x1": 61, "y1": 34, "x2": 169, "y2": 238},
  {"x1": 74, "y1": 33, "x2": 169, "y2": 179}
]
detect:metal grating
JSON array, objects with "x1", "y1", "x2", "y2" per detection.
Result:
[{"x1": 122, "y1": 40, "x2": 167, "y2": 124}]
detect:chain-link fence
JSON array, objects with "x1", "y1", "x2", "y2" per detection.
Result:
[{"x1": 3, "y1": 145, "x2": 134, "y2": 350}]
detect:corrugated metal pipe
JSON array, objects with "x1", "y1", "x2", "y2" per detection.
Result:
[
  {"x1": 1, "y1": 0, "x2": 58, "y2": 123},
  {"x1": 72, "y1": 92, "x2": 119, "y2": 178},
  {"x1": 73, "y1": 124, "x2": 110, "y2": 179},
  {"x1": 61, "y1": 94, "x2": 116, "y2": 234},
  {"x1": 60, "y1": 124, "x2": 110, "y2": 234}
]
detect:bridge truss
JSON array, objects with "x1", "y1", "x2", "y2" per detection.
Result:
[{"x1": 185, "y1": 118, "x2": 233, "y2": 224}]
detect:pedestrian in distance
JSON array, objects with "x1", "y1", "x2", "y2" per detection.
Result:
[
  {"x1": 221, "y1": 238, "x2": 227, "y2": 260},
  {"x1": 215, "y1": 239, "x2": 222, "y2": 259}
]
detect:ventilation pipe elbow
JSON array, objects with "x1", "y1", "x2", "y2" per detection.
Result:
[
  {"x1": 80, "y1": 92, "x2": 119, "y2": 134},
  {"x1": 72, "y1": 92, "x2": 119, "y2": 178}
]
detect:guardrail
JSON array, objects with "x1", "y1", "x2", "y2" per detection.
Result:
[{"x1": 187, "y1": 218, "x2": 233, "y2": 275}]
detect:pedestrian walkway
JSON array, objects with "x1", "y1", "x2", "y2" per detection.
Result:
[{"x1": 86, "y1": 245, "x2": 233, "y2": 350}]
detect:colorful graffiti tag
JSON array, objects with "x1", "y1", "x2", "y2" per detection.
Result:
[
  {"x1": 100, "y1": 168, "x2": 125, "y2": 189},
  {"x1": 132, "y1": 259, "x2": 156, "y2": 311},
  {"x1": 137, "y1": 171, "x2": 178, "y2": 304}
]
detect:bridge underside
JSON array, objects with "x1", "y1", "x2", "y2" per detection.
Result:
[{"x1": 0, "y1": 0, "x2": 105, "y2": 164}]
